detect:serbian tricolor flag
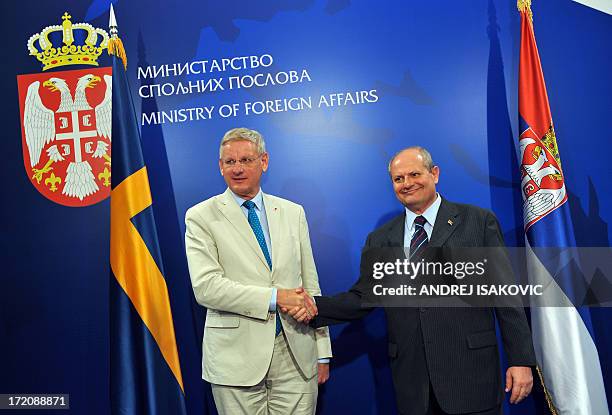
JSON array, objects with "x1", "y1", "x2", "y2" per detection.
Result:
[
  {"x1": 517, "y1": 1, "x2": 608, "y2": 413},
  {"x1": 107, "y1": 5, "x2": 187, "y2": 414}
]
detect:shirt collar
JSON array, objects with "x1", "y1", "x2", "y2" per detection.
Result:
[
  {"x1": 230, "y1": 188, "x2": 264, "y2": 211},
  {"x1": 405, "y1": 193, "x2": 441, "y2": 229}
]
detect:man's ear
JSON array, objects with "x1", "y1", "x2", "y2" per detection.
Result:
[
  {"x1": 261, "y1": 152, "x2": 269, "y2": 172},
  {"x1": 432, "y1": 165, "x2": 440, "y2": 184}
]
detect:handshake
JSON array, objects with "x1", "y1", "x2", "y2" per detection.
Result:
[{"x1": 277, "y1": 287, "x2": 317, "y2": 324}]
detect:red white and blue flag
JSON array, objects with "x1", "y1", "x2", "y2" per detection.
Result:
[{"x1": 517, "y1": 1, "x2": 608, "y2": 413}]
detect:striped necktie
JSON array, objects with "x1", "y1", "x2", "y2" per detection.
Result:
[
  {"x1": 410, "y1": 215, "x2": 429, "y2": 259},
  {"x1": 243, "y1": 200, "x2": 281, "y2": 336}
]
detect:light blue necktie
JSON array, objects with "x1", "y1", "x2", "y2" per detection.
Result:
[{"x1": 243, "y1": 200, "x2": 281, "y2": 336}]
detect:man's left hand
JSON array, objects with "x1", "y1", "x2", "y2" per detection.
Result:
[
  {"x1": 505, "y1": 366, "x2": 533, "y2": 404},
  {"x1": 317, "y1": 363, "x2": 330, "y2": 385}
]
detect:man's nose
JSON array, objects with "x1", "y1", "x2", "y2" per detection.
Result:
[{"x1": 401, "y1": 177, "x2": 414, "y2": 187}]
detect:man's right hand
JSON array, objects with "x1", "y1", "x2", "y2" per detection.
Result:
[{"x1": 277, "y1": 287, "x2": 317, "y2": 323}]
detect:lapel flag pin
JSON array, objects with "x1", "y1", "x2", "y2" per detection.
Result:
[{"x1": 448, "y1": 219, "x2": 454, "y2": 226}]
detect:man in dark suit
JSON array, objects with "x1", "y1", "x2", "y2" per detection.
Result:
[{"x1": 287, "y1": 147, "x2": 536, "y2": 415}]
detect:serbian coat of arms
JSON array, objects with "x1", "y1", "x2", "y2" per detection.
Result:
[
  {"x1": 17, "y1": 12, "x2": 112, "y2": 207},
  {"x1": 519, "y1": 124, "x2": 567, "y2": 229}
]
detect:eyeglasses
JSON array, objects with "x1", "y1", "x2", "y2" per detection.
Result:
[{"x1": 221, "y1": 154, "x2": 263, "y2": 168}]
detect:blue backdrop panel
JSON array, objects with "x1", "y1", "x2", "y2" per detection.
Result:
[{"x1": 1, "y1": 1, "x2": 611, "y2": 414}]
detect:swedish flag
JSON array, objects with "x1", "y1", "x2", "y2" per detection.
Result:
[{"x1": 108, "y1": 5, "x2": 186, "y2": 414}]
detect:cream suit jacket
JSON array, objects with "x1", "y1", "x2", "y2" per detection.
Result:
[{"x1": 185, "y1": 188, "x2": 332, "y2": 386}]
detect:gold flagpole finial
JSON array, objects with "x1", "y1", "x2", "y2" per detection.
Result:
[{"x1": 517, "y1": 0, "x2": 533, "y2": 21}]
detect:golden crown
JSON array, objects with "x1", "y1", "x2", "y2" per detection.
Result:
[{"x1": 27, "y1": 12, "x2": 110, "y2": 71}]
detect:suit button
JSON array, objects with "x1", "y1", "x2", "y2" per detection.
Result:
[{"x1": 269, "y1": 313, "x2": 275, "y2": 321}]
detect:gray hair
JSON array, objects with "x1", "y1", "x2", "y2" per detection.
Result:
[
  {"x1": 219, "y1": 127, "x2": 266, "y2": 158},
  {"x1": 387, "y1": 146, "x2": 435, "y2": 174}
]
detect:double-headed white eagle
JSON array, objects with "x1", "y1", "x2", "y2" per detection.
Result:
[
  {"x1": 23, "y1": 74, "x2": 112, "y2": 200},
  {"x1": 519, "y1": 136, "x2": 566, "y2": 225}
]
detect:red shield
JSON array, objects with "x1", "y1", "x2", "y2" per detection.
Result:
[
  {"x1": 519, "y1": 126, "x2": 568, "y2": 229},
  {"x1": 17, "y1": 67, "x2": 112, "y2": 207},
  {"x1": 519, "y1": 128, "x2": 564, "y2": 199}
]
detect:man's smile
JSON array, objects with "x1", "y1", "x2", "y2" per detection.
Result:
[{"x1": 401, "y1": 186, "x2": 422, "y2": 195}]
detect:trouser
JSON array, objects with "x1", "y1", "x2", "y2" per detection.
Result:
[
  {"x1": 425, "y1": 382, "x2": 502, "y2": 415},
  {"x1": 211, "y1": 333, "x2": 317, "y2": 415}
]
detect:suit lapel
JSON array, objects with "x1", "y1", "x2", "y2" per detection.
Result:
[
  {"x1": 262, "y1": 193, "x2": 280, "y2": 267},
  {"x1": 429, "y1": 198, "x2": 461, "y2": 247},
  {"x1": 386, "y1": 215, "x2": 405, "y2": 247},
  {"x1": 216, "y1": 188, "x2": 269, "y2": 269}
]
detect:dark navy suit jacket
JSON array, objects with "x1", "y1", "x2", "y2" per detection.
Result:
[{"x1": 313, "y1": 198, "x2": 536, "y2": 415}]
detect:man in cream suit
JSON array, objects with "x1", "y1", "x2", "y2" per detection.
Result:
[{"x1": 185, "y1": 127, "x2": 332, "y2": 414}]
